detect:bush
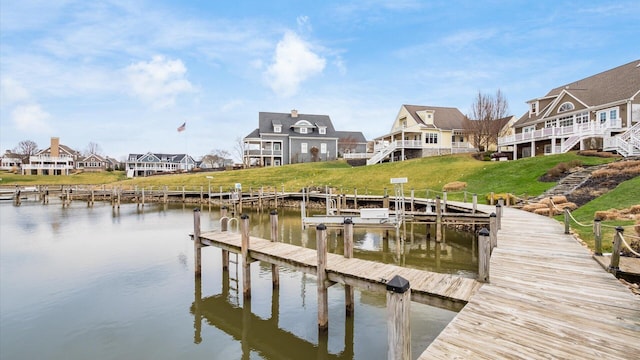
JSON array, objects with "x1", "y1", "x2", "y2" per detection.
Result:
[
  {"x1": 546, "y1": 160, "x2": 583, "y2": 178},
  {"x1": 485, "y1": 192, "x2": 516, "y2": 204},
  {"x1": 443, "y1": 181, "x2": 467, "y2": 191}
]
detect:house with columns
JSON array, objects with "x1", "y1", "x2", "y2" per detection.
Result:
[{"x1": 498, "y1": 59, "x2": 640, "y2": 159}]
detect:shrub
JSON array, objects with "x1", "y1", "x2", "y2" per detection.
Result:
[
  {"x1": 546, "y1": 160, "x2": 582, "y2": 178},
  {"x1": 443, "y1": 181, "x2": 467, "y2": 191}
]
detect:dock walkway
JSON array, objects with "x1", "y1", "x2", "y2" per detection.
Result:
[
  {"x1": 420, "y1": 204, "x2": 640, "y2": 359},
  {"x1": 197, "y1": 230, "x2": 482, "y2": 311}
]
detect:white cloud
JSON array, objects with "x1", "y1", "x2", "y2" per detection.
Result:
[
  {"x1": 124, "y1": 55, "x2": 195, "y2": 109},
  {"x1": 11, "y1": 104, "x2": 51, "y2": 132},
  {"x1": 0, "y1": 77, "x2": 31, "y2": 106},
  {"x1": 264, "y1": 31, "x2": 326, "y2": 97}
]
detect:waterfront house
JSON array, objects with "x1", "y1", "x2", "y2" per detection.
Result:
[
  {"x1": 243, "y1": 110, "x2": 367, "y2": 166},
  {"x1": 1, "y1": 151, "x2": 22, "y2": 171},
  {"x1": 498, "y1": 59, "x2": 640, "y2": 158},
  {"x1": 21, "y1": 137, "x2": 79, "y2": 175},
  {"x1": 126, "y1": 152, "x2": 196, "y2": 177},
  {"x1": 77, "y1": 153, "x2": 110, "y2": 172},
  {"x1": 365, "y1": 105, "x2": 476, "y2": 165}
]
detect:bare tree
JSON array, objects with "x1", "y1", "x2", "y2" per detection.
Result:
[
  {"x1": 85, "y1": 142, "x2": 102, "y2": 156},
  {"x1": 464, "y1": 90, "x2": 510, "y2": 151},
  {"x1": 338, "y1": 135, "x2": 359, "y2": 155},
  {"x1": 202, "y1": 149, "x2": 231, "y2": 168},
  {"x1": 13, "y1": 140, "x2": 39, "y2": 163},
  {"x1": 234, "y1": 137, "x2": 250, "y2": 168}
]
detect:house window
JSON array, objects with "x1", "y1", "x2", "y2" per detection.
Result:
[
  {"x1": 274, "y1": 143, "x2": 281, "y2": 151},
  {"x1": 301, "y1": 143, "x2": 308, "y2": 153},
  {"x1": 575, "y1": 111, "x2": 589, "y2": 124},
  {"x1": 300, "y1": 127, "x2": 308, "y2": 134},
  {"x1": 425, "y1": 133, "x2": 438, "y2": 144},
  {"x1": 319, "y1": 127, "x2": 326, "y2": 135},
  {"x1": 531, "y1": 103, "x2": 537, "y2": 114},
  {"x1": 599, "y1": 112, "x2": 607, "y2": 123},
  {"x1": 523, "y1": 126, "x2": 535, "y2": 133},
  {"x1": 610, "y1": 109, "x2": 618, "y2": 120},
  {"x1": 544, "y1": 144, "x2": 553, "y2": 154},
  {"x1": 274, "y1": 125, "x2": 281, "y2": 133},
  {"x1": 274, "y1": 159, "x2": 281, "y2": 166},
  {"x1": 321, "y1": 143, "x2": 327, "y2": 154},
  {"x1": 400, "y1": 117, "x2": 407, "y2": 128},
  {"x1": 545, "y1": 119, "x2": 557, "y2": 128},
  {"x1": 558, "y1": 102, "x2": 574, "y2": 113},
  {"x1": 558, "y1": 115, "x2": 573, "y2": 127}
]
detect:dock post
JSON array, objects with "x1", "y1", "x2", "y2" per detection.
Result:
[
  {"x1": 506, "y1": 193, "x2": 511, "y2": 206},
  {"x1": 410, "y1": 189, "x2": 415, "y2": 212},
  {"x1": 435, "y1": 196, "x2": 442, "y2": 242},
  {"x1": 489, "y1": 213, "x2": 497, "y2": 252},
  {"x1": 193, "y1": 208, "x2": 202, "y2": 277},
  {"x1": 316, "y1": 224, "x2": 329, "y2": 332},
  {"x1": 594, "y1": 218, "x2": 602, "y2": 256},
  {"x1": 386, "y1": 275, "x2": 411, "y2": 360},
  {"x1": 270, "y1": 210, "x2": 279, "y2": 289},
  {"x1": 117, "y1": 188, "x2": 121, "y2": 209},
  {"x1": 564, "y1": 208, "x2": 571, "y2": 234},
  {"x1": 608, "y1": 227, "x2": 624, "y2": 275},
  {"x1": 141, "y1": 187, "x2": 145, "y2": 207},
  {"x1": 343, "y1": 218, "x2": 354, "y2": 317},
  {"x1": 478, "y1": 227, "x2": 490, "y2": 283},
  {"x1": 200, "y1": 186, "x2": 203, "y2": 204},
  {"x1": 490, "y1": 192, "x2": 495, "y2": 205},
  {"x1": 495, "y1": 203, "x2": 502, "y2": 230},
  {"x1": 90, "y1": 188, "x2": 95, "y2": 207},
  {"x1": 472, "y1": 193, "x2": 477, "y2": 214},
  {"x1": 383, "y1": 194, "x2": 389, "y2": 209},
  {"x1": 443, "y1": 191, "x2": 447, "y2": 209},
  {"x1": 240, "y1": 214, "x2": 251, "y2": 299},
  {"x1": 164, "y1": 186, "x2": 168, "y2": 204},
  {"x1": 220, "y1": 206, "x2": 229, "y2": 271},
  {"x1": 354, "y1": 188, "x2": 358, "y2": 209}
]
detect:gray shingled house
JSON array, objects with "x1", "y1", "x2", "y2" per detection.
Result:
[{"x1": 243, "y1": 110, "x2": 367, "y2": 166}]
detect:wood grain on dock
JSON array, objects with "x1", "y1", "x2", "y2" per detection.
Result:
[
  {"x1": 419, "y1": 204, "x2": 640, "y2": 359},
  {"x1": 197, "y1": 230, "x2": 483, "y2": 311}
]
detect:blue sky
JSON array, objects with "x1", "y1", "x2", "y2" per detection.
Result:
[{"x1": 1, "y1": 0, "x2": 639, "y2": 161}]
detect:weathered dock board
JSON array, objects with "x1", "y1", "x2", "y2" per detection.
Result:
[
  {"x1": 197, "y1": 230, "x2": 483, "y2": 311},
  {"x1": 419, "y1": 204, "x2": 640, "y2": 359}
]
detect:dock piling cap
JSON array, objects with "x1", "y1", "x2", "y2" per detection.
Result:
[{"x1": 386, "y1": 275, "x2": 410, "y2": 293}]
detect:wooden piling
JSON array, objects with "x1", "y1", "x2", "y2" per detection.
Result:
[
  {"x1": 410, "y1": 189, "x2": 415, "y2": 212},
  {"x1": 354, "y1": 188, "x2": 358, "y2": 209},
  {"x1": 495, "y1": 203, "x2": 502, "y2": 230},
  {"x1": 594, "y1": 218, "x2": 602, "y2": 256},
  {"x1": 240, "y1": 214, "x2": 251, "y2": 299},
  {"x1": 270, "y1": 210, "x2": 279, "y2": 289},
  {"x1": 386, "y1": 275, "x2": 411, "y2": 360},
  {"x1": 564, "y1": 208, "x2": 571, "y2": 234},
  {"x1": 343, "y1": 218, "x2": 354, "y2": 317},
  {"x1": 316, "y1": 224, "x2": 329, "y2": 332},
  {"x1": 489, "y1": 213, "x2": 497, "y2": 252},
  {"x1": 472, "y1": 193, "x2": 477, "y2": 214},
  {"x1": 435, "y1": 196, "x2": 442, "y2": 242},
  {"x1": 443, "y1": 191, "x2": 447, "y2": 208},
  {"x1": 478, "y1": 227, "x2": 490, "y2": 283},
  {"x1": 193, "y1": 208, "x2": 202, "y2": 277},
  {"x1": 608, "y1": 227, "x2": 624, "y2": 274},
  {"x1": 220, "y1": 206, "x2": 229, "y2": 271}
]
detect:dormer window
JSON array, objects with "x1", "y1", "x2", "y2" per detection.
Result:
[
  {"x1": 530, "y1": 103, "x2": 537, "y2": 114},
  {"x1": 319, "y1": 127, "x2": 326, "y2": 135},
  {"x1": 274, "y1": 125, "x2": 281, "y2": 133},
  {"x1": 300, "y1": 127, "x2": 308, "y2": 134},
  {"x1": 292, "y1": 119, "x2": 313, "y2": 134},
  {"x1": 558, "y1": 102, "x2": 574, "y2": 113}
]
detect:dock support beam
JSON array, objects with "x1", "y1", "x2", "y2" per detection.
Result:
[
  {"x1": 270, "y1": 210, "x2": 279, "y2": 289},
  {"x1": 241, "y1": 214, "x2": 251, "y2": 299},
  {"x1": 193, "y1": 208, "x2": 202, "y2": 277},
  {"x1": 386, "y1": 275, "x2": 411, "y2": 360},
  {"x1": 316, "y1": 224, "x2": 328, "y2": 332},
  {"x1": 478, "y1": 227, "x2": 490, "y2": 283},
  {"x1": 435, "y1": 196, "x2": 442, "y2": 242},
  {"x1": 221, "y1": 206, "x2": 229, "y2": 271},
  {"x1": 608, "y1": 226, "x2": 624, "y2": 275},
  {"x1": 343, "y1": 218, "x2": 354, "y2": 317},
  {"x1": 594, "y1": 218, "x2": 602, "y2": 256}
]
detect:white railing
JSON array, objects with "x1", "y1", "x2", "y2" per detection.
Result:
[
  {"x1": 22, "y1": 164, "x2": 73, "y2": 170},
  {"x1": 560, "y1": 135, "x2": 581, "y2": 153},
  {"x1": 342, "y1": 153, "x2": 370, "y2": 159},
  {"x1": 498, "y1": 119, "x2": 618, "y2": 146},
  {"x1": 367, "y1": 142, "x2": 398, "y2": 165}
]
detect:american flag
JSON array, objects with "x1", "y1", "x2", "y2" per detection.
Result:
[{"x1": 177, "y1": 122, "x2": 186, "y2": 132}]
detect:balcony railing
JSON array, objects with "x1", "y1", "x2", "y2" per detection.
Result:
[{"x1": 498, "y1": 119, "x2": 621, "y2": 146}]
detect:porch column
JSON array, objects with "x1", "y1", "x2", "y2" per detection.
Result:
[
  {"x1": 530, "y1": 139, "x2": 535, "y2": 157},
  {"x1": 512, "y1": 145, "x2": 517, "y2": 160}
]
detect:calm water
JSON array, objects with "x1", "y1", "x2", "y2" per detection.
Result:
[{"x1": 0, "y1": 198, "x2": 476, "y2": 359}]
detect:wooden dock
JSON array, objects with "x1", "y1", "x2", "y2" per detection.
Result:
[
  {"x1": 420, "y1": 204, "x2": 640, "y2": 359},
  {"x1": 196, "y1": 229, "x2": 482, "y2": 311}
]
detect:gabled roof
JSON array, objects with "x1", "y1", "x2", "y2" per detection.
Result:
[
  {"x1": 36, "y1": 144, "x2": 79, "y2": 157},
  {"x1": 514, "y1": 59, "x2": 640, "y2": 127},
  {"x1": 335, "y1": 131, "x2": 367, "y2": 143},
  {"x1": 127, "y1": 153, "x2": 193, "y2": 163},
  {"x1": 81, "y1": 153, "x2": 107, "y2": 162},
  {"x1": 252, "y1": 111, "x2": 337, "y2": 137},
  {"x1": 402, "y1": 105, "x2": 466, "y2": 130}
]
